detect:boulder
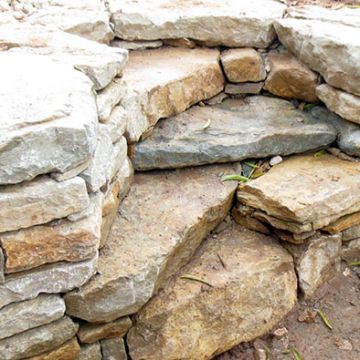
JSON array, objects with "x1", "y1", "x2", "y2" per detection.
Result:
[
  {"x1": 131, "y1": 97, "x2": 336, "y2": 170},
  {"x1": 220, "y1": 48, "x2": 266, "y2": 83},
  {"x1": 101, "y1": 337, "x2": 127, "y2": 360},
  {"x1": 0, "y1": 255, "x2": 97, "y2": 310},
  {"x1": 0, "y1": 316, "x2": 78, "y2": 360},
  {"x1": 27, "y1": 338, "x2": 80, "y2": 360},
  {"x1": 264, "y1": 50, "x2": 319, "y2": 102},
  {"x1": 0, "y1": 52, "x2": 98, "y2": 185},
  {"x1": 237, "y1": 154, "x2": 360, "y2": 232},
  {"x1": 274, "y1": 19, "x2": 360, "y2": 96},
  {"x1": 116, "y1": 47, "x2": 224, "y2": 142},
  {"x1": 316, "y1": 84, "x2": 360, "y2": 125},
  {"x1": 65, "y1": 165, "x2": 238, "y2": 322},
  {"x1": 127, "y1": 224, "x2": 297, "y2": 360},
  {"x1": 283, "y1": 234, "x2": 341, "y2": 297},
  {"x1": 78, "y1": 343, "x2": 102, "y2": 360},
  {"x1": 109, "y1": 0, "x2": 286, "y2": 48},
  {"x1": 0, "y1": 176, "x2": 89, "y2": 233}
]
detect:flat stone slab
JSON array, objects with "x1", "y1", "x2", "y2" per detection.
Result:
[
  {"x1": 127, "y1": 224, "x2": 297, "y2": 360},
  {"x1": 78, "y1": 343, "x2": 102, "y2": 360},
  {"x1": 65, "y1": 165, "x2": 238, "y2": 322},
  {"x1": 238, "y1": 154, "x2": 360, "y2": 232},
  {"x1": 117, "y1": 47, "x2": 224, "y2": 142},
  {"x1": 0, "y1": 52, "x2": 98, "y2": 185},
  {"x1": 131, "y1": 96, "x2": 337, "y2": 170},
  {"x1": 109, "y1": 0, "x2": 286, "y2": 48},
  {"x1": 27, "y1": 338, "x2": 80, "y2": 360},
  {"x1": 0, "y1": 176, "x2": 89, "y2": 233},
  {"x1": 274, "y1": 19, "x2": 360, "y2": 97}
]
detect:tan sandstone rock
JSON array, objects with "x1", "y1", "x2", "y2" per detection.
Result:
[
  {"x1": 323, "y1": 211, "x2": 360, "y2": 234},
  {"x1": 221, "y1": 48, "x2": 266, "y2": 83},
  {"x1": 127, "y1": 224, "x2": 297, "y2": 360},
  {"x1": 237, "y1": 154, "x2": 360, "y2": 232},
  {"x1": 264, "y1": 51, "x2": 319, "y2": 102},
  {"x1": 316, "y1": 84, "x2": 360, "y2": 125},
  {"x1": 118, "y1": 47, "x2": 224, "y2": 142},
  {"x1": 65, "y1": 165, "x2": 238, "y2": 322}
]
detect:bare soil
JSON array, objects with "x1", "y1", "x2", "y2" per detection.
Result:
[{"x1": 217, "y1": 265, "x2": 360, "y2": 360}]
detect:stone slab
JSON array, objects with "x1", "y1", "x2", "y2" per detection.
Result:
[
  {"x1": 343, "y1": 224, "x2": 360, "y2": 242},
  {"x1": 0, "y1": 176, "x2": 89, "y2": 233},
  {"x1": 0, "y1": 52, "x2": 98, "y2": 185},
  {"x1": 238, "y1": 154, "x2": 360, "y2": 231},
  {"x1": 101, "y1": 337, "x2": 127, "y2": 360},
  {"x1": 127, "y1": 224, "x2": 297, "y2": 360},
  {"x1": 224, "y1": 82, "x2": 263, "y2": 95},
  {"x1": 131, "y1": 96, "x2": 336, "y2": 170},
  {"x1": 342, "y1": 238, "x2": 360, "y2": 263},
  {"x1": 109, "y1": 0, "x2": 286, "y2": 48},
  {"x1": 111, "y1": 39, "x2": 163, "y2": 50},
  {"x1": 65, "y1": 164, "x2": 238, "y2": 322},
  {"x1": 78, "y1": 343, "x2": 102, "y2": 360},
  {"x1": 27, "y1": 338, "x2": 80, "y2": 360}
]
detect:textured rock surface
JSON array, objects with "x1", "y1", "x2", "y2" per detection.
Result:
[
  {"x1": 112, "y1": 39, "x2": 163, "y2": 50},
  {"x1": 342, "y1": 239, "x2": 360, "y2": 263},
  {"x1": 274, "y1": 19, "x2": 360, "y2": 96},
  {"x1": 0, "y1": 255, "x2": 97, "y2": 310},
  {"x1": 0, "y1": 52, "x2": 98, "y2": 185},
  {"x1": 27, "y1": 338, "x2": 80, "y2": 360},
  {"x1": 220, "y1": 48, "x2": 266, "y2": 83},
  {"x1": 1, "y1": 203, "x2": 101, "y2": 273},
  {"x1": 65, "y1": 165, "x2": 238, "y2": 322},
  {"x1": 323, "y1": 211, "x2": 360, "y2": 234},
  {"x1": 0, "y1": 295, "x2": 65, "y2": 340},
  {"x1": 224, "y1": 82, "x2": 263, "y2": 95},
  {"x1": 131, "y1": 97, "x2": 336, "y2": 170},
  {"x1": 78, "y1": 317, "x2": 132, "y2": 344},
  {"x1": 118, "y1": 47, "x2": 224, "y2": 142},
  {"x1": 109, "y1": 0, "x2": 286, "y2": 48},
  {"x1": 283, "y1": 234, "x2": 341, "y2": 297},
  {"x1": 0, "y1": 316, "x2": 78, "y2": 360},
  {"x1": 128, "y1": 224, "x2": 297, "y2": 360},
  {"x1": 264, "y1": 50, "x2": 319, "y2": 102},
  {"x1": 343, "y1": 224, "x2": 360, "y2": 242},
  {"x1": 78, "y1": 343, "x2": 102, "y2": 360},
  {"x1": 104, "y1": 106, "x2": 128, "y2": 143},
  {"x1": 238, "y1": 154, "x2": 360, "y2": 232},
  {"x1": 0, "y1": 23, "x2": 127, "y2": 90},
  {"x1": 0, "y1": 176, "x2": 89, "y2": 233},
  {"x1": 101, "y1": 337, "x2": 127, "y2": 360},
  {"x1": 316, "y1": 84, "x2": 360, "y2": 125}
]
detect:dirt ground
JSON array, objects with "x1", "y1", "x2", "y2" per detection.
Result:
[
  {"x1": 217, "y1": 265, "x2": 360, "y2": 360},
  {"x1": 287, "y1": 0, "x2": 360, "y2": 7}
]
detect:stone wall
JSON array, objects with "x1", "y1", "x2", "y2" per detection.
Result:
[{"x1": 0, "y1": 1, "x2": 359, "y2": 359}]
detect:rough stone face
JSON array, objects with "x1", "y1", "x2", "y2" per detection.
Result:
[
  {"x1": 274, "y1": 19, "x2": 360, "y2": 97},
  {"x1": 104, "y1": 106, "x2": 128, "y2": 143},
  {"x1": 117, "y1": 47, "x2": 225, "y2": 142},
  {"x1": 283, "y1": 234, "x2": 341, "y2": 297},
  {"x1": 0, "y1": 52, "x2": 98, "y2": 185},
  {"x1": 342, "y1": 239, "x2": 360, "y2": 263},
  {"x1": 224, "y1": 82, "x2": 263, "y2": 95},
  {"x1": 343, "y1": 224, "x2": 360, "y2": 242},
  {"x1": 109, "y1": 0, "x2": 286, "y2": 48},
  {"x1": 220, "y1": 48, "x2": 266, "y2": 83},
  {"x1": 0, "y1": 295, "x2": 65, "y2": 340},
  {"x1": 0, "y1": 23, "x2": 127, "y2": 90},
  {"x1": 0, "y1": 255, "x2": 97, "y2": 310},
  {"x1": 1, "y1": 202, "x2": 102, "y2": 273},
  {"x1": 27, "y1": 338, "x2": 80, "y2": 360},
  {"x1": 0, "y1": 316, "x2": 78, "y2": 360},
  {"x1": 78, "y1": 343, "x2": 102, "y2": 360},
  {"x1": 264, "y1": 50, "x2": 319, "y2": 102},
  {"x1": 111, "y1": 39, "x2": 163, "y2": 50},
  {"x1": 128, "y1": 224, "x2": 297, "y2": 360},
  {"x1": 316, "y1": 84, "x2": 360, "y2": 125},
  {"x1": 78, "y1": 317, "x2": 132, "y2": 344},
  {"x1": 323, "y1": 211, "x2": 360, "y2": 234},
  {"x1": 131, "y1": 97, "x2": 336, "y2": 170},
  {"x1": 238, "y1": 154, "x2": 360, "y2": 232},
  {"x1": 0, "y1": 176, "x2": 89, "y2": 233},
  {"x1": 0, "y1": 248, "x2": 4, "y2": 284},
  {"x1": 65, "y1": 165, "x2": 238, "y2": 322},
  {"x1": 101, "y1": 337, "x2": 127, "y2": 360}
]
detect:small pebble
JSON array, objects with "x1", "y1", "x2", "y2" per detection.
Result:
[
  {"x1": 298, "y1": 309, "x2": 317, "y2": 323},
  {"x1": 334, "y1": 337, "x2": 353, "y2": 351},
  {"x1": 269, "y1": 156, "x2": 283, "y2": 167},
  {"x1": 273, "y1": 327, "x2": 288, "y2": 338},
  {"x1": 255, "y1": 348, "x2": 267, "y2": 360}
]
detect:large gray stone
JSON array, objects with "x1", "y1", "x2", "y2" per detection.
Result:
[
  {"x1": 101, "y1": 337, "x2": 127, "y2": 360},
  {"x1": 109, "y1": 0, "x2": 286, "y2": 48},
  {"x1": 274, "y1": 19, "x2": 360, "y2": 97},
  {"x1": 0, "y1": 295, "x2": 65, "y2": 340},
  {"x1": 343, "y1": 224, "x2": 360, "y2": 242},
  {"x1": 0, "y1": 23, "x2": 127, "y2": 90},
  {"x1": 78, "y1": 343, "x2": 102, "y2": 360},
  {"x1": 127, "y1": 224, "x2": 297, "y2": 360},
  {"x1": 0, "y1": 255, "x2": 97, "y2": 310},
  {"x1": 65, "y1": 165, "x2": 238, "y2": 322},
  {"x1": 0, "y1": 316, "x2": 78, "y2": 360},
  {"x1": 131, "y1": 96, "x2": 336, "y2": 170},
  {"x1": 0, "y1": 52, "x2": 98, "y2": 185},
  {"x1": 0, "y1": 176, "x2": 89, "y2": 233}
]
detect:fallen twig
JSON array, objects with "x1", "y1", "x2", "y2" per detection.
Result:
[
  {"x1": 317, "y1": 309, "x2": 333, "y2": 330},
  {"x1": 180, "y1": 274, "x2": 213, "y2": 287}
]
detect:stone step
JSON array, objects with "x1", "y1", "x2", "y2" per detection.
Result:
[
  {"x1": 64, "y1": 164, "x2": 239, "y2": 322},
  {"x1": 131, "y1": 96, "x2": 337, "y2": 170},
  {"x1": 109, "y1": 0, "x2": 286, "y2": 48},
  {"x1": 127, "y1": 223, "x2": 297, "y2": 360}
]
